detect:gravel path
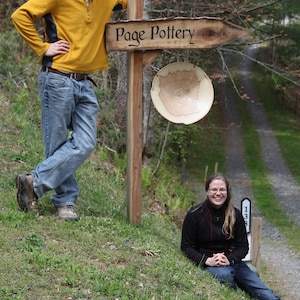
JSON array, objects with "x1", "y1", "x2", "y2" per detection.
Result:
[{"x1": 223, "y1": 46, "x2": 300, "y2": 300}]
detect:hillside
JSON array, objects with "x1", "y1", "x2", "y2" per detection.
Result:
[
  {"x1": 1, "y1": 4, "x2": 300, "y2": 298},
  {"x1": 0, "y1": 34, "x2": 249, "y2": 300},
  {"x1": 0, "y1": 83, "x2": 249, "y2": 299}
]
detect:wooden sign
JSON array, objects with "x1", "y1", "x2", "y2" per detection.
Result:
[{"x1": 106, "y1": 17, "x2": 251, "y2": 51}]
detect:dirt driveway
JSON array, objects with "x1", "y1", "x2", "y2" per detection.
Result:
[{"x1": 223, "y1": 46, "x2": 300, "y2": 299}]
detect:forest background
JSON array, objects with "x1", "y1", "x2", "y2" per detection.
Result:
[{"x1": 1, "y1": 0, "x2": 299, "y2": 181}]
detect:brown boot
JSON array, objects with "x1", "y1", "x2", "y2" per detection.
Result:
[
  {"x1": 15, "y1": 173, "x2": 38, "y2": 212},
  {"x1": 57, "y1": 205, "x2": 79, "y2": 221}
]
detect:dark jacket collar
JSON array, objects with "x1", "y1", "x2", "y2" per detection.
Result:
[{"x1": 205, "y1": 198, "x2": 226, "y2": 213}]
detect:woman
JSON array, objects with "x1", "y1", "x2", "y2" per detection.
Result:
[{"x1": 181, "y1": 173, "x2": 280, "y2": 300}]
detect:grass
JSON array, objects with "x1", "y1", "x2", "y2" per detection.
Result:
[
  {"x1": 0, "y1": 212, "x2": 249, "y2": 300},
  {"x1": 0, "y1": 159, "x2": 249, "y2": 300},
  {"x1": 0, "y1": 50, "x2": 248, "y2": 299}
]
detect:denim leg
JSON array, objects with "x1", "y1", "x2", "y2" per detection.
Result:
[
  {"x1": 234, "y1": 261, "x2": 280, "y2": 300},
  {"x1": 33, "y1": 71, "x2": 99, "y2": 206},
  {"x1": 51, "y1": 175, "x2": 79, "y2": 207},
  {"x1": 205, "y1": 266, "x2": 237, "y2": 289}
]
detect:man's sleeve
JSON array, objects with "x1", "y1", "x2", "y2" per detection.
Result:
[
  {"x1": 113, "y1": 0, "x2": 127, "y2": 11},
  {"x1": 11, "y1": 1, "x2": 52, "y2": 56}
]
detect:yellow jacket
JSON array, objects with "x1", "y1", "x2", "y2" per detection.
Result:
[{"x1": 11, "y1": 0, "x2": 127, "y2": 73}]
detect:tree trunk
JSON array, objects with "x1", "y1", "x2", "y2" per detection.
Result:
[
  {"x1": 142, "y1": 0, "x2": 156, "y2": 167},
  {"x1": 142, "y1": 65, "x2": 155, "y2": 166},
  {"x1": 112, "y1": 51, "x2": 128, "y2": 132}
]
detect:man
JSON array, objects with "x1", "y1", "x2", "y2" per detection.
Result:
[{"x1": 11, "y1": 0, "x2": 127, "y2": 220}]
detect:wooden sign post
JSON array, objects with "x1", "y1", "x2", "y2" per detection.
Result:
[
  {"x1": 126, "y1": 0, "x2": 143, "y2": 224},
  {"x1": 108, "y1": 1, "x2": 251, "y2": 224}
]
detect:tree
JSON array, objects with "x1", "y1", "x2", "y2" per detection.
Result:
[
  {"x1": 139, "y1": 0, "x2": 300, "y2": 172},
  {"x1": 3, "y1": 0, "x2": 299, "y2": 170}
]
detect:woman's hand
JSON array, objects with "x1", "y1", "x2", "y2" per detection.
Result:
[
  {"x1": 45, "y1": 40, "x2": 70, "y2": 56},
  {"x1": 205, "y1": 253, "x2": 230, "y2": 267}
]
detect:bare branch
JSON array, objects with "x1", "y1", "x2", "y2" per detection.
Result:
[
  {"x1": 220, "y1": 47, "x2": 300, "y2": 87},
  {"x1": 152, "y1": 121, "x2": 171, "y2": 177},
  {"x1": 239, "y1": 0, "x2": 282, "y2": 15},
  {"x1": 217, "y1": 49, "x2": 247, "y2": 100}
]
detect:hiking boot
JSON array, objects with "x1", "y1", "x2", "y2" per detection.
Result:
[
  {"x1": 15, "y1": 173, "x2": 38, "y2": 212},
  {"x1": 57, "y1": 205, "x2": 79, "y2": 221}
]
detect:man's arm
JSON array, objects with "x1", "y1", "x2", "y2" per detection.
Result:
[
  {"x1": 11, "y1": 0, "x2": 53, "y2": 56},
  {"x1": 113, "y1": 0, "x2": 127, "y2": 11},
  {"x1": 113, "y1": 4, "x2": 123, "y2": 11}
]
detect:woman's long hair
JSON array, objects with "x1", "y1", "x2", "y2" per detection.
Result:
[{"x1": 205, "y1": 173, "x2": 236, "y2": 239}]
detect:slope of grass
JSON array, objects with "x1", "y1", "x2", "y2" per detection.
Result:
[
  {"x1": 0, "y1": 110, "x2": 248, "y2": 299},
  {"x1": 0, "y1": 41, "x2": 247, "y2": 299},
  {"x1": 3, "y1": 29, "x2": 300, "y2": 299}
]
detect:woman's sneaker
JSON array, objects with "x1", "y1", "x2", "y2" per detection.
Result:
[{"x1": 57, "y1": 205, "x2": 79, "y2": 221}]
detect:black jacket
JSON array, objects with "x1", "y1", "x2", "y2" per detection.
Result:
[{"x1": 181, "y1": 199, "x2": 249, "y2": 267}]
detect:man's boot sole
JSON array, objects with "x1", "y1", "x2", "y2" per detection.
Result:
[{"x1": 16, "y1": 174, "x2": 27, "y2": 211}]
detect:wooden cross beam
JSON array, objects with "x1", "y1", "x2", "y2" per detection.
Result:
[{"x1": 107, "y1": 0, "x2": 251, "y2": 224}]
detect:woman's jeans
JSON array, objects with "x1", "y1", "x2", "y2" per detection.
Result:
[
  {"x1": 32, "y1": 71, "x2": 99, "y2": 207},
  {"x1": 206, "y1": 261, "x2": 280, "y2": 300}
]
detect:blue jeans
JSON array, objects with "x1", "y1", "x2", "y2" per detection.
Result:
[
  {"x1": 32, "y1": 71, "x2": 99, "y2": 207},
  {"x1": 206, "y1": 261, "x2": 280, "y2": 300}
]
